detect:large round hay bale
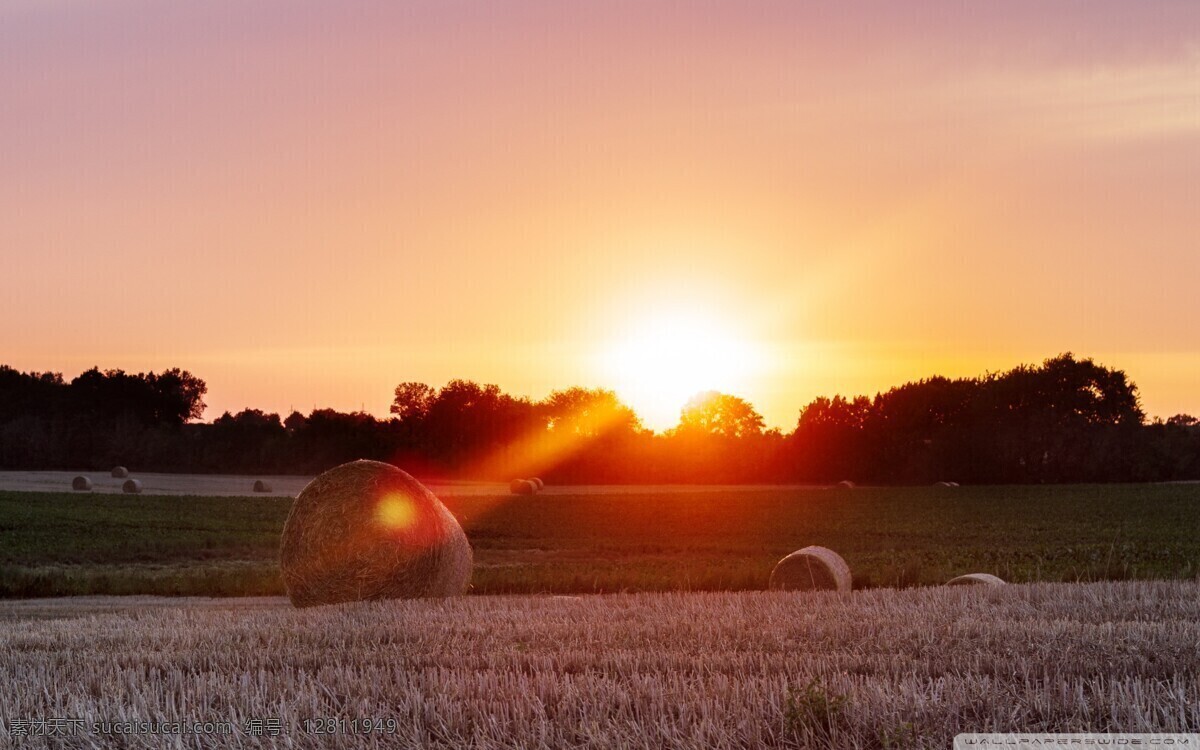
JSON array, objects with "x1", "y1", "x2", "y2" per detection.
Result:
[
  {"x1": 121, "y1": 479, "x2": 142, "y2": 494},
  {"x1": 769, "y1": 546, "x2": 852, "y2": 592},
  {"x1": 836, "y1": 480, "x2": 855, "y2": 489},
  {"x1": 947, "y1": 573, "x2": 1006, "y2": 586},
  {"x1": 510, "y1": 479, "x2": 535, "y2": 495},
  {"x1": 280, "y1": 460, "x2": 472, "y2": 608},
  {"x1": 71, "y1": 476, "x2": 92, "y2": 491},
  {"x1": 111, "y1": 466, "x2": 129, "y2": 478},
  {"x1": 530, "y1": 477, "x2": 545, "y2": 491},
  {"x1": 253, "y1": 479, "x2": 272, "y2": 493}
]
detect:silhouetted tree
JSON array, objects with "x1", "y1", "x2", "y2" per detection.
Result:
[
  {"x1": 791, "y1": 395, "x2": 873, "y2": 481},
  {"x1": 390, "y1": 382, "x2": 436, "y2": 422},
  {"x1": 0, "y1": 355, "x2": 1193, "y2": 483},
  {"x1": 543, "y1": 387, "x2": 640, "y2": 437},
  {"x1": 676, "y1": 391, "x2": 765, "y2": 438},
  {"x1": 0, "y1": 367, "x2": 63, "y2": 422},
  {"x1": 147, "y1": 368, "x2": 208, "y2": 424}
]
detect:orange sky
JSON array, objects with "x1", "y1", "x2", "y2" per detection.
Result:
[{"x1": 2, "y1": 1, "x2": 1198, "y2": 430}]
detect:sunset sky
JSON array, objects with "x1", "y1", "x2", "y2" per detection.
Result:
[{"x1": 2, "y1": 1, "x2": 1197, "y2": 430}]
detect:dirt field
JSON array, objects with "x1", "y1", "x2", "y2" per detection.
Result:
[
  {"x1": 0, "y1": 470, "x2": 804, "y2": 497},
  {"x1": 1, "y1": 582, "x2": 1198, "y2": 748}
]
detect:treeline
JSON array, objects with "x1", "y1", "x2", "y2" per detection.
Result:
[{"x1": 0, "y1": 354, "x2": 1197, "y2": 484}]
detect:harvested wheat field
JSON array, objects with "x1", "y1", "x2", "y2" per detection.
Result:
[{"x1": 2, "y1": 581, "x2": 1198, "y2": 748}]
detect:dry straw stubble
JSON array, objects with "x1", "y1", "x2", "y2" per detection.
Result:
[{"x1": 5, "y1": 581, "x2": 1195, "y2": 749}]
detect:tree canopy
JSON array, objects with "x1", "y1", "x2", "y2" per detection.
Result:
[{"x1": 0, "y1": 354, "x2": 1195, "y2": 483}]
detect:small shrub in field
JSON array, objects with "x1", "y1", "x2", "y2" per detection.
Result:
[
  {"x1": 879, "y1": 721, "x2": 919, "y2": 749},
  {"x1": 784, "y1": 678, "x2": 848, "y2": 744}
]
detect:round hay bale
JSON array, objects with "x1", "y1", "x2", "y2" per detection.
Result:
[
  {"x1": 71, "y1": 476, "x2": 92, "y2": 491},
  {"x1": 530, "y1": 477, "x2": 545, "y2": 491},
  {"x1": 934, "y1": 481, "x2": 953, "y2": 487},
  {"x1": 510, "y1": 479, "x2": 535, "y2": 495},
  {"x1": 253, "y1": 479, "x2": 272, "y2": 493},
  {"x1": 947, "y1": 573, "x2": 1006, "y2": 586},
  {"x1": 948, "y1": 482, "x2": 960, "y2": 487},
  {"x1": 111, "y1": 466, "x2": 129, "y2": 478},
  {"x1": 836, "y1": 480, "x2": 855, "y2": 489},
  {"x1": 121, "y1": 478, "x2": 142, "y2": 494},
  {"x1": 280, "y1": 459, "x2": 472, "y2": 608},
  {"x1": 769, "y1": 546, "x2": 852, "y2": 592}
]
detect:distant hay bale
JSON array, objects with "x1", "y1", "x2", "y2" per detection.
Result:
[
  {"x1": 280, "y1": 459, "x2": 472, "y2": 608},
  {"x1": 253, "y1": 480, "x2": 272, "y2": 493},
  {"x1": 934, "y1": 481, "x2": 953, "y2": 487},
  {"x1": 111, "y1": 466, "x2": 129, "y2": 478},
  {"x1": 947, "y1": 573, "x2": 1006, "y2": 586},
  {"x1": 71, "y1": 476, "x2": 92, "y2": 491},
  {"x1": 121, "y1": 479, "x2": 142, "y2": 494},
  {"x1": 530, "y1": 477, "x2": 545, "y2": 491},
  {"x1": 769, "y1": 546, "x2": 852, "y2": 592},
  {"x1": 510, "y1": 479, "x2": 535, "y2": 495},
  {"x1": 836, "y1": 480, "x2": 855, "y2": 489},
  {"x1": 948, "y1": 482, "x2": 960, "y2": 487}
]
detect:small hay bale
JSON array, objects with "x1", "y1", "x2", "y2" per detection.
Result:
[
  {"x1": 769, "y1": 545, "x2": 852, "y2": 592},
  {"x1": 71, "y1": 476, "x2": 92, "y2": 491},
  {"x1": 836, "y1": 480, "x2": 855, "y2": 489},
  {"x1": 934, "y1": 481, "x2": 953, "y2": 487},
  {"x1": 947, "y1": 573, "x2": 1006, "y2": 586},
  {"x1": 510, "y1": 479, "x2": 535, "y2": 495},
  {"x1": 530, "y1": 477, "x2": 545, "y2": 491},
  {"x1": 253, "y1": 479, "x2": 272, "y2": 493},
  {"x1": 111, "y1": 466, "x2": 129, "y2": 478},
  {"x1": 122, "y1": 479, "x2": 142, "y2": 494},
  {"x1": 280, "y1": 459, "x2": 473, "y2": 608},
  {"x1": 948, "y1": 482, "x2": 960, "y2": 487}
]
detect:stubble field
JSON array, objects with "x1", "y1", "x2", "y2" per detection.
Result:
[
  {"x1": 2, "y1": 581, "x2": 1198, "y2": 748},
  {"x1": 2, "y1": 482, "x2": 1199, "y2": 747}
]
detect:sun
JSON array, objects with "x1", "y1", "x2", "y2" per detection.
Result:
[{"x1": 602, "y1": 309, "x2": 762, "y2": 432}]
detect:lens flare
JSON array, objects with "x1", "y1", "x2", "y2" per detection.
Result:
[{"x1": 376, "y1": 492, "x2": 418, "y2": 530}]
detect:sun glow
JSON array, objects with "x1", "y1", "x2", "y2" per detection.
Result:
[{"x1": 602, "y1": 310, "x2": 764, "y2": 432}]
